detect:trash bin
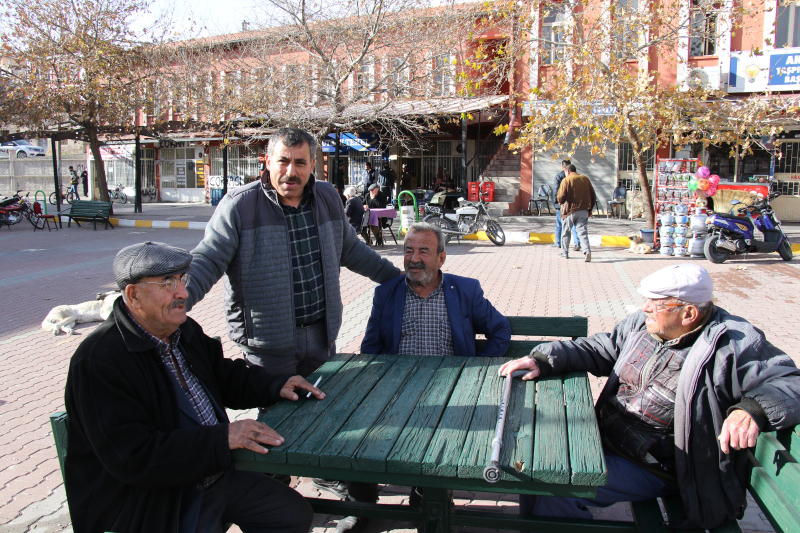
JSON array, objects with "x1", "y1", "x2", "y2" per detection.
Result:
[{"x1": 210, "y1": 188, "x2": 224, "y2": 206}]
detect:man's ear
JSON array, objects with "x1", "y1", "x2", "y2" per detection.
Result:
[
  {"x1": 124, "y1": 284, "x2": 140, "y2": 309},
  {"x1": 438, "y1": 251, "x2": 447, "y2": 269},
  {"x1": 681, "y1": 304, "x2": 701, "y2": 326}
]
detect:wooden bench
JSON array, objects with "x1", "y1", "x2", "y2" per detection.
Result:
[
  {"x1": 626, "y1": 424, "x2": 800, "y2": 533},
  {"x1": 58, "y1": 200, "x2": 114, "y2": 230}
]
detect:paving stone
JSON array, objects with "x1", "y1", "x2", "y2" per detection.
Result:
[{"x1": 1, "y1": 225, "x2": 795, "y2": 532}]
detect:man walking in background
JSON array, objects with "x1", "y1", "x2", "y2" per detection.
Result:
[
  {"x1": 553, "y1": 159, "x2": 577, "y2": 249},
  {"x1": 557, "y1": 164, "x2": 597, "y2": 262}
]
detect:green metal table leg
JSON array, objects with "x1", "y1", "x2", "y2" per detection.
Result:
[{"x1": 421, "y1": 487, "x2": 453, "y2": 533}]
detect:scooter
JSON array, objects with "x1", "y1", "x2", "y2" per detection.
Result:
[
  {"x1": 704, "y1": 191, "x2": 792, "y2": 263},
  {"x1": 422, "y1": 189, "x2": 505, "y2": 246}
]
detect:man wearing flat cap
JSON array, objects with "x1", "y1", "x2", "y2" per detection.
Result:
[
  {"x1": 500, "y1": 263, "x2": 800, "y2": 530},
  {"x1": 364, "y1": 182, "x2": 389, "y2": 245},
  {"x1": 64, "y1": 241, "x2": 323, "y2": 533}
]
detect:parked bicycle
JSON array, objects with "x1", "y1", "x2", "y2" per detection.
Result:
[
  {"x1": 49, "y1": 187, "x2": 77, "y2": 205},
  {"x1": 108, "y1": 185, "x2": 127, "y2": 204}
]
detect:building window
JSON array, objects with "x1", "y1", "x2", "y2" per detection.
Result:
[
  {"x1": 777, "y1": 141, "x2": 800, "y2": 173},
  {"x1": 689, "y1": 0, "x2": 718, "y2": 57},
  {"x1": 541, "y1": 4, "x2": 568, "y2": 65},
  {"x1": 432, "y1": 54, "x2": 454, "y2": 96},
  {"x1": 613, "y1": 0, "x2": 639, "y2": 60},
  {"x1": 210, "y1": 145, "x2": 261, "y2": 182},
  {"x1": 356, "y1": 60, "x2": 372, "y2": 98},
  {"x1": 776, "y1": 0, "x2": 800, "y2": 48},
  {"x1": 618, "y1": 142, "x2": 655, "y2": 171},
  {"x1": 388, "y1": 57, "x2": 407, "y2": 98}
]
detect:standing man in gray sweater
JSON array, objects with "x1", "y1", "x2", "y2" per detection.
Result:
[{"x1": 187, "y1": 128, "x2": 401, "y2": 377}]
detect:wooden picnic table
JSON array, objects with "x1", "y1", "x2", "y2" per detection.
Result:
[{"x1": 233, "y1": 353, "x2": 608, "y2": 532}]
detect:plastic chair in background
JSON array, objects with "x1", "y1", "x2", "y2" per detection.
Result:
[
  {"x1": 33, "y1": 201, "x2": 58, "y2": 232},
  {"x1": 606, "y1": 187, "x2": 628, "y2": 219},
  {"x1": 528, "y1": 184, "x2": 553, "y2": 215}
]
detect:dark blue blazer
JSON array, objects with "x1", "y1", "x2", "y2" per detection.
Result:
[{"x1": 361, "y1": 273, "x2": 511, "y2": 357}]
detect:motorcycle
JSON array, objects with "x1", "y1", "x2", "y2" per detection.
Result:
[
  {"x1": 703, "y1": 191, "x2": 792, "y2": 263},
  {"x1": 0, "y1": 191, "x2": 44, "y2": 229},
  {"x1": 422, "y1": 190, "x2": 506, "y2": 246}
]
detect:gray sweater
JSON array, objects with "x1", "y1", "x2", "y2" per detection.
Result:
[{"x1": 187, "y1": 176, "x2": 401, "y2": 355}]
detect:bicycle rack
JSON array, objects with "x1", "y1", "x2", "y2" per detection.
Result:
[
  {"x1": 396, "y1": 190, "x2": 420, "y2": 238},
  {"x1": 34, "y1": 190, "x2": 47, "y2": 215}
]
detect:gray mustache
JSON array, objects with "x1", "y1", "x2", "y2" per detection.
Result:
[{"x1": 170, "y1": 299, "x2": 186, "y2": 309}]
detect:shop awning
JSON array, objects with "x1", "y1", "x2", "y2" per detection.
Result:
[{"x1": 322, "y1": 132, "x2": 379, "y2": 153}]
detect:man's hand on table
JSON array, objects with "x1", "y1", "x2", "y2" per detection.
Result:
[
  {"x1": 498, "y1": 355, "x2": 541, "y2": 380},
  {"x1": 718, "y1": 409, "x2": 760, "y2": 454},
  {"x1": 280, "y1": 375, "x2": 326, "y2": 401},
  {"x1": 228, "y1": 420, "x2": 284, "y2": 454}
]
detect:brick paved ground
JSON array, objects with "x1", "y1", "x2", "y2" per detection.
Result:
[{"x1": 1, "y1": 222, "x2": 795, "y2": 533}]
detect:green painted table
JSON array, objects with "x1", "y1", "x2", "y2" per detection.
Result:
[{"x1": 234, "y1": 353, "x2": 617, "y2": 533}]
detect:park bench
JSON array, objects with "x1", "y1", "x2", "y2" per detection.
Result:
[
  {"x1": 58, "y1": 200, "x2": 114, "y2": 230},
  {"x1": 47, "y1": 315, "x2": 799, "y2": 532}
]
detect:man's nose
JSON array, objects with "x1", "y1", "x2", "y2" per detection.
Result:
[{"x1": 175, "y1": 282, "x2": 189, "y2": 299}]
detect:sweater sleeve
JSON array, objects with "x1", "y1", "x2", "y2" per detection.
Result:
[{"x1": 186, "y1": 195, "x2": 242, "y2": 309}]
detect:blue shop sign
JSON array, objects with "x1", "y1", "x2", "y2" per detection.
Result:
[
  {"x1": 322, "y1": 132, "x2": 379, "y2": 152},
  {"x1": 769, "y1": 52, "x2": 800, "y2": 86}
]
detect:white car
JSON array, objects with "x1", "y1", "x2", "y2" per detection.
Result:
[{"x1": 0, "y1": 140, "x2": 47, "y2": 158}]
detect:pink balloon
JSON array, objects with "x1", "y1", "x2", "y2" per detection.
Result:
[
  {"x1": 706, "y1": 184, "x2": 718, "y2": 197},
  {"x1": 696, "y1": 166, "x2": 711, "y2": 179},
  {"x1": 708, "y1": 174, "x2": 720, "y2": 185}
]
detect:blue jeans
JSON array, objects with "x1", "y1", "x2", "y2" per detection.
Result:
[
  {"x1": 69, "y1": 184, "x2": 80, "y2": 200},
  {"x1": 519, "y1": 451, "x2": 677, "y2": 521},
  {"x1": 554, "y1": 207, "x2": 576, "y2": 247}
]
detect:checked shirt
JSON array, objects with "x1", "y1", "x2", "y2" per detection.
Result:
[
  {"x1": 280, "y1": 195, "x2": 326, "y2": 327},
  {"x1": 127, "y1": 309, "x2": 222, "y2": 488},
  {"x1": 397, "y1": 275, "x2": 454, "y2": 357}
]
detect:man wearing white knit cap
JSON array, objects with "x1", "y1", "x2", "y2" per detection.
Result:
[{"x1": 500, "y1": 263, "x2": 800, "y2": 530}]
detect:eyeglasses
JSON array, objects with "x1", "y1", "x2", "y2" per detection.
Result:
[
  {"x1": 138, "y1": 273, "x2": 190, "y2": 292},
  {"x1": 645, "y1": 298, "x2": 686, "y2": 313}
]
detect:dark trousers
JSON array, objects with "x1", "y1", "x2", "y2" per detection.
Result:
[
  {"x1": 245, "y1": 319, "x2": 333, "y2": 378},
  {"x1": 195, "y1": 469, "x2": 313, "y2": 533}
]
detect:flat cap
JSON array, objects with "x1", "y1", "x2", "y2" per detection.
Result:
[
  {"x1": 368, "y1": 183, "x2": 379, "y2": 191},
  {"x1": 637, "y1": 264, "x2": 713, "y2": 304},
  {"x1": 113, "y1": 241, "x2": 192, "y2": 290}
]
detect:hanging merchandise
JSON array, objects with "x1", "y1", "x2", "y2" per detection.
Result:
[
  {"x1": 653, "y1": 157, "x2": 702, "y2": 254},
  {"x1": 697, "y1": 178, "x2": 710, "y2": 191}
]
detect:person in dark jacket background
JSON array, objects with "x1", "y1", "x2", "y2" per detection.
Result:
[
  {"x1": 343, "y1": 186, "x2": 364, "y2": 234},
  {"x1": 64, "y1": 241, "x2": 324, "y2": 533},
  {"x1": 500, "y1": 264, "x2": 800, "y2": 530}
]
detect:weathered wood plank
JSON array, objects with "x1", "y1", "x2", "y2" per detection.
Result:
[
  {"x1": 352, "y1": 356, "x2": 444, "y2": 472},
  {"x1": 498, "y1": 375, "x2": 536, "y2": 482},
  {"x1": 506, "y1": 316, "x2": 589, "y2": 338},
  {"x1": 386, "y1": 357, "x2": 465, "y2": 474},
  {"x1": 286, "y1": 355, "x2": 394, "y2": 466},
  {"x1": 318, "y1": 355, "x2": 422, "y2": 470},
  {"x1": 421, "y1": 358, "x2": 490, "y2": 477},
  {"x1": 258, "y1": 354, "x2": 376, "y2": 464},
  {"x1": 456, "y1": 359, "x2": 506, "y2": 479},
  {"x1": 259, "y1": 353, "x2": 357, "y2": 430},
  {"x1": 563, "y1": 371, "x2": 606, "y2": 486},
  {"x1": 531, "y1": 376, "x2": 570, "y2": 484}
]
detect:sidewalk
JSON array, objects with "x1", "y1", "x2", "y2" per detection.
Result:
[
  {"x1": 1, "y1": 221, "x2": 795, "y2": 533},
  {"x1": 105, "y1": 201, "x2": 800, "y2": 246}
]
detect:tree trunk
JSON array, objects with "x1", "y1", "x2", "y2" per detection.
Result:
[
  {"x1": 86, "y1": 124, "x2": 111, "y2": 204},
  {"x1": 626, "y1": 125, "x2": 655, "y2": 227}
]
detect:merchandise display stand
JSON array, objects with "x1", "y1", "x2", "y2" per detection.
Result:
[{"x1": 653, "y1": 157, "x2": 701, "y2": 251}]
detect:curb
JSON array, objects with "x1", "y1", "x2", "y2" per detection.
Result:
[{"x1": 106, "y1": 216, "x2": 800, "y2": 253}]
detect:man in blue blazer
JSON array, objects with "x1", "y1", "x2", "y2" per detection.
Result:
[
  {"x1": 327, "y1": 222, "x2": 510, "y2": 533},
  {"x1": 361, "y1": 221, "x2": 511, "y2": 358}
]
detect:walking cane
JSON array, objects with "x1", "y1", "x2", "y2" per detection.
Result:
[{"x1": 483, "y1": 370, "x2": 526, "y2": 483}]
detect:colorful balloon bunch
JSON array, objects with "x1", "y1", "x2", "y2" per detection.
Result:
[{"x1": 693, "y1": 167, "x2": 719, "y2": 196}]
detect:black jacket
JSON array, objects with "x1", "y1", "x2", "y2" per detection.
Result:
[{"x1": 64, "y1": 299, "x2": 291, "y2": 533}]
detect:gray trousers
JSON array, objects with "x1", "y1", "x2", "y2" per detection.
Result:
[
  {"x1": 561, "y1": 210, "x2": 590, "y2": 255},
  {"x1": 244, "y1": 319, "x2": 334, "y2": 378}
]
